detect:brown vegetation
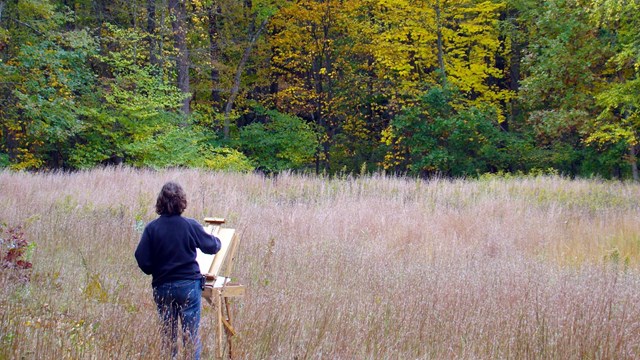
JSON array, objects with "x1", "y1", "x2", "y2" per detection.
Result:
[{"x1": 1, "y1": 168, "x2": 639, "y2": 359}]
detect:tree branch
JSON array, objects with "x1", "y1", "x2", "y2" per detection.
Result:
[
  {"x1": 10, "y1": 17, "x2": 44, "y2": 36},
  {"x1": 223, "y1": 17, "x2": 269, "y2": 139}
]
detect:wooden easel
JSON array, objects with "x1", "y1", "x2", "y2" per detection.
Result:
[{"x1": 196, "y1": 217, "x2": 245, "y2": 360}]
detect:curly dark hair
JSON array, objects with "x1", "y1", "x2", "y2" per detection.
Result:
[{"x1": 155, "y1": 181, "x2": 187, "y2": 215}]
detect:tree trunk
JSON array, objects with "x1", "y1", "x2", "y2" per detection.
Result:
[
  {"x1": 0, "y1": 1, "x2": 6, "y2": 47},
  {"x1": 62, "y1": 0, "x2": 75, "y2": 30},
  {"x1": 208, "y1": 4, "x2": 222, "y2": 109},
  {"x1": 244, "y1": 0, "x2": 256, "y2": 35},
  {"x1": 434, "y1": 0, "x2": 447, "y2": 86},
  {"x1": 95, "y1": 0, "x2": 108, "y2": 24},
  {"x1": 506, "y1": 7, "x2": 524, "y2": 132},
  {"x1": 147, "y1": 0, "x2": 159, "y2": 71},
  {"x1": 630, "y1": 143, "x2": 639, "y2": 181},
  {"x1": 168, "y1": 0, "x2": 190, "y2": 116}
]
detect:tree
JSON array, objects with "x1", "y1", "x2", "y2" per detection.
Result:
[
  {"x1": 514, "y1": 0, "x2": 618, "y2": 175},
  {"x1": 2, "y1": 0, "x2": 639, "y2": 177},
  {"x1": 238, "y1": 107, "x2": 319, "y2": 173},
  {"x1": 188, "y1": 0, "x2": 280, "y2": 139},
  {"x1": 70, "y1": 23, "x2": 187, "y2": 168},
  {"x1": 168, "y1": 0, "x2": 190, "y2": 115},
  {"x1": 222, "y1": 10, "x2": 270, "y2": 140},
  {"x1": 0, "y1": 2, "x2": 96, "y2": 169},
  {"x1": 584, "y1": 0, "x2": 640, "y2": 180},
  {"x1": 359, "y1": 0, "x2": 511, "y2": 112},
  {"x1": 383, "y1": 86, "x2": 514, "y2": 176},
  {"x1": 268, "y1": 0, "x2": 353, "y2": 171}
]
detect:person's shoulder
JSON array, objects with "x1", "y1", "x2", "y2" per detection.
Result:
[
  {"x1": 180, "y1": 216, "x2": 202, "y2": 227},
  {"x1": 140, "y1": 217, "x2": 161, "y2": 235},
  {"x1": 144, "y1": 217, "x2": 161, "y2": 228}
]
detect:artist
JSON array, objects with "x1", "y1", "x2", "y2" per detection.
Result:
[{"x1": 135, "y1": 181, "x2": 221, "y2": 360}]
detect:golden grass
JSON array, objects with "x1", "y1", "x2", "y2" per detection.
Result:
[{"x1": 1, "y1": 167, "x2": 640, "y2": 359}]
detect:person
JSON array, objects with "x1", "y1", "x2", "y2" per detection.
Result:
[{"x1": 135, "y1": 181, "x2": 221, "y2": 360}]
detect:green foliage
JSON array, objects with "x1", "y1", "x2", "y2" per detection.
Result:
[
  {"x1": 388, "y1": 86, "x2": 515, "y2": 177},
  {"x1": 519, "y1": 0, "x2": 606, "y2": 112},
  {"x1": 587, "y1": 77, "x2": 640, "y2": 147},
  {"x1": 254, "y1": 0, "x2": 284, "y2": 21},
  {"x1": 1, "y1": 0, "x2": 639, "y2": 178},
  {"x1": 16, "y1": 0, "x2": 67, "y2": 32},
  {"x1": 238, "y1": 107, "x2": 319, "y2": 173},
  {"x1": 578, "y1": 142, "x2": 628, "y2": 178},
  {"x1": 123, "y1": 124, "x2": 204, "y2": 168},
  {"x1": 67, "y1": 24, "x2": 188, "y2": 169},
  {"x1": 0, "y1": 154, "x2": 9, "y2": 168},
  {"x1": 124, "y1": 124, "x2": 253, "y2": 172},
  {"x1": 96, "y1": 24, "x2": 185, "y2": 118},
  {"x1": 1, "y1": 28, "x2": 98, "y2": 169},
  {"x1": 583, "y1": 0, "x2": 640, "y2": 176},
  {"x1": 202, "y1": 148, "x2": 255, "y2": 172},
  {"x1": 512, "y1": 0, "x2": 640, "y2": 177}
]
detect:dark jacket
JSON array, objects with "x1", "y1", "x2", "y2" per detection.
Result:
[{"x1": 135, "y1": 215, "x2": 221, "y2": 287}]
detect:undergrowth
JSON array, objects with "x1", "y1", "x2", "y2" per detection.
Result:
[{"x1": 1, "y1": 168, "x2": 639, "y2": 359}]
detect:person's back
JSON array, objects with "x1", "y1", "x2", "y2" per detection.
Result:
[{"x1": 137, "y1": 214, "x2": 220, "y2": 286}]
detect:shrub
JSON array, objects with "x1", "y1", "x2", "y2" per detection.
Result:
[
  {"x1": 238, "y1": 107, "x2": 319, "y2": 173},
  {"x1": 0, "y1": 224, "x2": 33, "y2": 282},
  {"x1": 389, "y1": 86, "x2": 516, "y2": 177}
]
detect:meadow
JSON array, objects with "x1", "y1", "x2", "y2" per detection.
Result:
[{"x1": 1, "y1": 167, "x2": 640, "y2": 359}]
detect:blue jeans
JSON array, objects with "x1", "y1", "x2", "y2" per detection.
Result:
[{"x1": 153, "y1": 279, "x2": 202, "y2": 360}]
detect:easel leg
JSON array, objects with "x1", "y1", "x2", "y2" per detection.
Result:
[
  {"x1": 215, "y1": 290, "x2": 223, "y2": 360},
  {"x1": 224, "y1": 298, "x2": 234, "y2": 359}
]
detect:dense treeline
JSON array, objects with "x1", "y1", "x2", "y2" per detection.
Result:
[{"x1": 0, "y1": 0, "x2": 638, "y2": 178}]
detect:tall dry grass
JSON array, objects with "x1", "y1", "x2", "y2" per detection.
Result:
[{"x1": 1, "y1": 167, "x2": 640, "y2": 359}]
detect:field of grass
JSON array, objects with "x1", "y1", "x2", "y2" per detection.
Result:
[{"x1": 1, "y1": 167, "x2": 640, "y2": 359}]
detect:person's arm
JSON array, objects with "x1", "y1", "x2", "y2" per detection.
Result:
[
  {"x1": 194, "y1": 222, "x2": 221, "y2": 255},
  {"x1": 135, "y1": 228, "x2": 154, "y2": 275}
]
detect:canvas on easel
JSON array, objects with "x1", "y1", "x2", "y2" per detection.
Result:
[{"x1": 196, "y1": 217, "x2": 245, "y2": 360}]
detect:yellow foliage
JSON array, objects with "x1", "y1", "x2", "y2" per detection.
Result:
[
  {"x1": 83, "y1": 274, "x2": 109, "y2": 303},
  {"x1": 12, "y1": 148, "x2": 44, "y2": 170},
  {"x1": 355, "y1": 0, "x2": 511, "y2": 112}
]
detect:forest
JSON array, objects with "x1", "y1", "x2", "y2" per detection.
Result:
[{"x1": 0, "y1": 0, "x2": 639, "y2": 178}]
